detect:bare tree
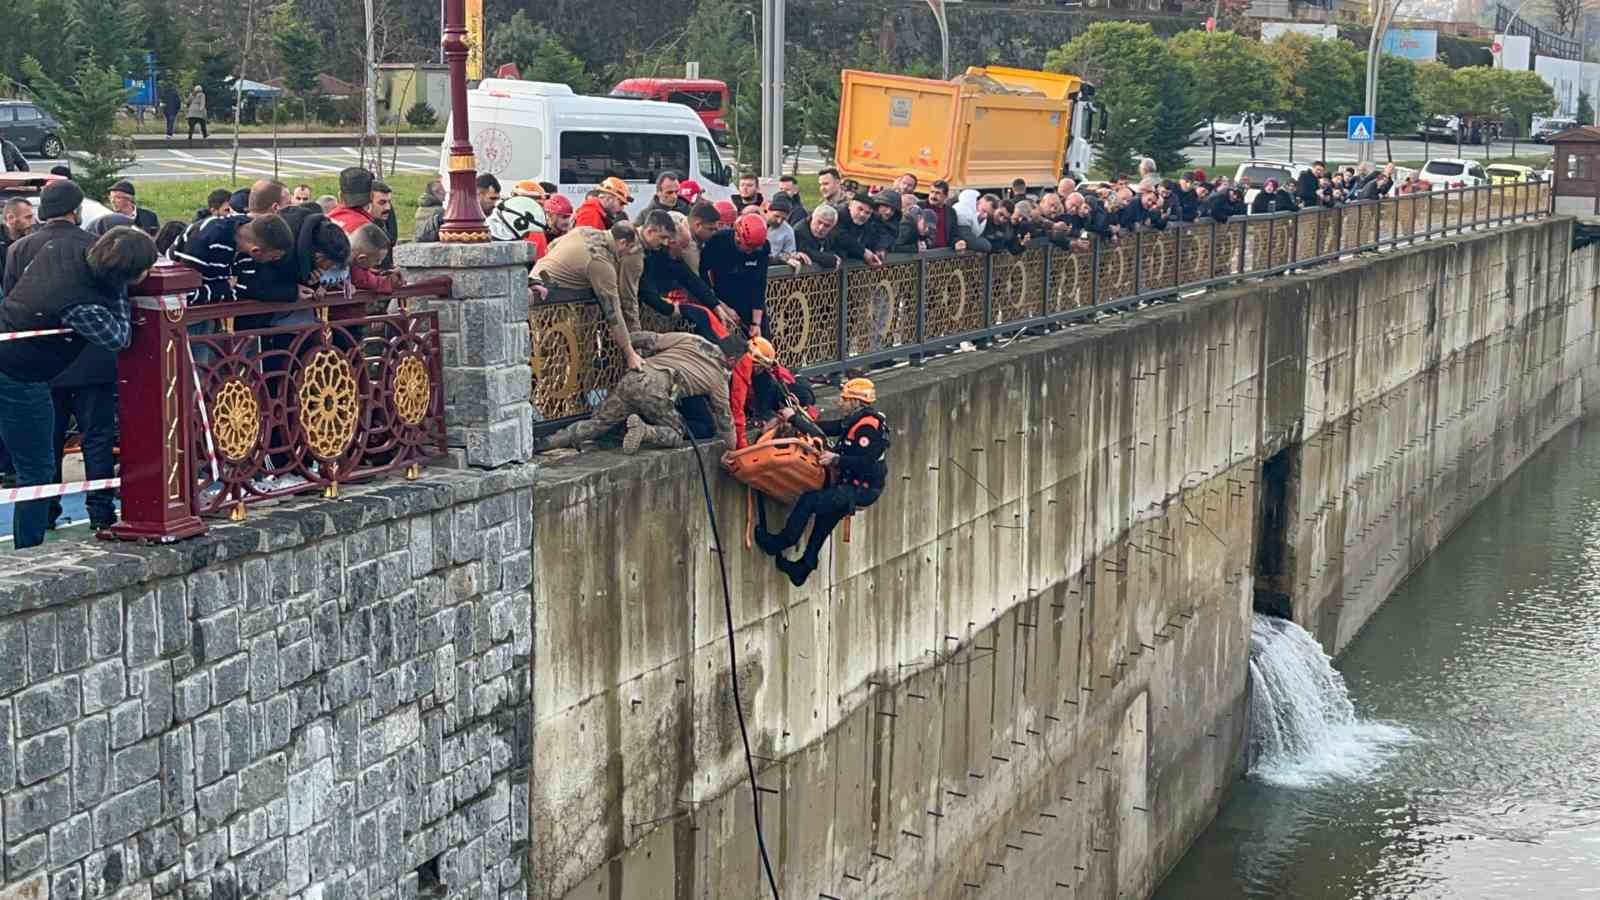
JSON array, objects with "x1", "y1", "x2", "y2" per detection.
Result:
[
  {"x1": 1548, "y1": 0, "x2": 1587, "y2": 35},
  {"x1": 231, "y1": 0, "x2": 259, "y2": 182}
]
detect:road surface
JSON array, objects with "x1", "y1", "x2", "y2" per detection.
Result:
[
  {"x1": 21, "y1": 134, "x2": 1548, "y2": 185},
  {"x1": 32, "y1": 145, "x2": 444, "y2": 181}
]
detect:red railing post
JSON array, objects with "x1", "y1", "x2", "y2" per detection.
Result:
[{"x1": 105, "y1": 265, "x2": 207, "y2": 542}]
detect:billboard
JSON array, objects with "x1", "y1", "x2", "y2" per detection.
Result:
[
  {"x1": 1493, "y1": 33, "x2": 1533, "y2": 71},
  {"x1": 1381, "y1": 28, "x2": 1438, "y2": 61},
  {"x1": 1261, "y1": 22, "x2": 1338, "y2": 41}
]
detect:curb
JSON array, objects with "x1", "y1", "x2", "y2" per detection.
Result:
[{"x1": 130, "y1": 133, "x2": 444, "y2": 150}]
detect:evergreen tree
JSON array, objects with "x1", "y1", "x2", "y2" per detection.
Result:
[
  {"x1": 487, "y1": 10, "x2": 594, "y2": 93},
  {"x1": 21, "y1": 54, "x2": 134, "y2": 197},
  {"x1": 72, "y1": 0, "x2": 144, "y2": 75}
]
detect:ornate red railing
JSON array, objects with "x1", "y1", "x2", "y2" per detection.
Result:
[{"x1": 108, "y1": 267, "x2": 453, "y2": 542}]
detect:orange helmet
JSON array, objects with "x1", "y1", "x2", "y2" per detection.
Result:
[
  {"x1": 734, "y1": 213, "x2": 768, "y2": 252},
  {"x1": 749, "y1": 336, "x2": 777, "y2": 368},
  {"x1": 840, "y1": 377, "x2": 876, "y2": 404},
  {"x1": 599, "y1": 176, "x2": 632, "y2": 204},
  {"x1": 512, "y1": 179, "x2": 547, "y2": 199}
]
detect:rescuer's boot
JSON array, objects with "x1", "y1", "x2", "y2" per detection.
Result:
[
  {"x1": 621, "y1": 415, "x2": 647, "y2": 454},
  {"x1": 776, "y1": 554, "x2": 815, "y2": 587}
]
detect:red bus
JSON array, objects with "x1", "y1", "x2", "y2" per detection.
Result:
[{"x1": 610, "y1": 78, "x2": 730, "y2": 145}]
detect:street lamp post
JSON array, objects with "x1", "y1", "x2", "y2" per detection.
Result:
[
  {"x1": 438, "y1": 0, "x2": 489, "y2": 242},
  {"x1": 1359, "y1": 0, "x2": 1404, "y2": 164}
]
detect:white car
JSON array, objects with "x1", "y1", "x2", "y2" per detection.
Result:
[
  {"x1": 1418, "y1": 158, "x2": 1489, "y2": 189},
  {"x1": 1233, "y1": 160, "x2": 1310, "y2": 207},
  {"x1": 1190, "y1": 118, "x2": 1264, "y2": 147}
]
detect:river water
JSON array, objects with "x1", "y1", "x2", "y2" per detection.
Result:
[{"x1": 1155, "y1": 420, "x2": 1600, "y2": 900}]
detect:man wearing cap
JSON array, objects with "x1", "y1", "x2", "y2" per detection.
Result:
[
  {"x1": 634, "y1": 172, "x2": 692, "y2": 224},
  {"x1": 866, "y1": 189, "x2": 916, "y2": 256},
  {"x1": 1, "y1": 183, "x2": 155, "y2": 546},
  {"x1": 764, "y1": 196, "x2": 800, "y2": 265},
  {"x1": 327, "y1": 167, "x2": 403, "y2": 295},
  {"x1": 536, "y1": 329, "x2": 747, "y2": 455},
  {"x1": 831, "y1": 193, "x2": 882, "y2": 266},
  {"x1": 106, "y1": 180, "x2": 160, "y2": 237}
]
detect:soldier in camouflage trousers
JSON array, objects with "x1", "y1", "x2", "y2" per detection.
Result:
[{"x1": 537, "y1": 330, "x2": 748, "y2": 454}]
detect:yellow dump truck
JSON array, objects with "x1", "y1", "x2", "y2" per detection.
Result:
[{"x1": 833, "y1": 65, "x2": 1097, "y2": 193}]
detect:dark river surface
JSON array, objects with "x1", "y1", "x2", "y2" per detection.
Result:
[{"x1": 1155, "y1": 420, "x2": 1600, "y2": 899}]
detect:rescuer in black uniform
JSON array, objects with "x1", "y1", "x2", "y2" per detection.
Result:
[{"x1": 755, "y1": 377, "x2": 889, "y2": 586}]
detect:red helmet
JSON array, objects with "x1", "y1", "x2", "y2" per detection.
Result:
[
  {"x1": 542, "y1": 195, "x2": 573, "y2": 217},
  {"x1": 713, "y1": 199, "x2": 737, "y2": 226},
  {"x1": 734, "y1": 213, "x2": 768, "y2": 252}
]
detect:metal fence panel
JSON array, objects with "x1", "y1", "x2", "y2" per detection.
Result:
[
  {"x1": 920, "y1": 253, "x2": 988, "y2": 343},
  {"x1": 766, "y1": 269, "x2": 843, "y2": 370},
  {"x1": 991, "y1": 247, "x2": 1048, "y2": 325},
  {"x1": 1046, "y1": 244, "x2": 1094, "y2": 314}
]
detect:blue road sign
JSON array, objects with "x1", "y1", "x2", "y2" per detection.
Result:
[{"x1": 1347, "y1": 115, "x2": 1375, "y2": 142}]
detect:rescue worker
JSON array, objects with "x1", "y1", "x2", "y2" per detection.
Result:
[
  {"x1": 531, "y1": 222, "x2": 649, "y2": 369},
  {"x1": 744, "y1": 336, "x2": 817, "y2": 428},
  {"x1": 635, "y1": 209, "x2": 737, "y2": 340},
  {"x1": 700, "y1": 213, "x2": 771, "y2": 338},
  {"x1": 536, "y1": 330, "x2": 747, "y2": 454},
  {"x1": 575, "y1": 177, "x2": 631, "y2": 229},
  {"x1": 752, "y1": 378, "x2": 888, "y2": 586},
  {"x1": 543, "y1": 195, "x2": 575, "y2": 240}
]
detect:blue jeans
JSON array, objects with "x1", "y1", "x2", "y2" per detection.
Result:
[{"x1": 0, "y1": 371, "x2": 57, "y2": 548}]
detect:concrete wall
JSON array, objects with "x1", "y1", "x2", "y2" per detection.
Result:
[
  {"x1": 0, "y1": 468, "x2": 535, "y2": 900},
  {"x1": 0, "y1": 218, "x2": 1587, "y2": 900},
  {"x1": 528, "y1": 216, "x2": 1591, "y2": 900}
]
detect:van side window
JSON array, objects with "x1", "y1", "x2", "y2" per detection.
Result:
[
  {"x1": 558, "y1": 132, "x2": 691, "y2": 184},
  {"x1": 697, "y1": 138, "x2": 728, "y2": 187},
  {"x1": 669, "y1": 91, "x2": 724, "y2": 113}
]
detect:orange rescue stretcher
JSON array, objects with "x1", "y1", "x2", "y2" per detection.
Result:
[{"x1": 723, "y1": 424, "x2": 854, "y2": 549}]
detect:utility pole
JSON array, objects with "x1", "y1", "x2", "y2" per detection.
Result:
[
  {"x1": 1360, "y1": 0, "x2": 1404, "y2": 164},
  {"x1": 364, "y1": 0, "x2": 379, "y2": 171},
  {"x1": 759, "y1": 0, "x2": 784, "y2": 179}
]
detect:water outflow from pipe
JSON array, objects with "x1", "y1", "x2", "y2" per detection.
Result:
[{"x1": 1246, "y1": 614, "x2": 1411, "y2": 788}]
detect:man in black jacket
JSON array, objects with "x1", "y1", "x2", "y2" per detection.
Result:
[
  {"x1": 794, "y1": 204, "x2": 861, "y2": 269},
  {"x1": 1, "y1": 139, "x2": 27, "y2": 173},
  {"x1": 633, "y1": 171, "x2": 693, "y2": 224},
  {"x1": 0, "y1": 184, "x2": 153, "y2": 546},
  {"x1": 636, "y1": 210, "x2": 734, "y2": 340},
  {"x1": 106, "y1": 180, "x2": 160, "y2": 236},
  {"x1": 865, "y1": 189, "x2": 917, "y2": 256},
  {"x1": 1297, "y1": 162, "x2": 1326, "y2": 208},
  {"x1": 1250, "y1": 178, "x2": 1298, "y2": 214},
  {"x1": 833, "y1": 194, "x2": 883, "y2": 266}
]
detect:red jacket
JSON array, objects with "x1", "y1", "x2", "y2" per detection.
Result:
[
  {"x1": 327, "y1": 204, "x2": 394, "y2": 295},
  {"x1": 573, "y1": 197, "x2": 612, "y2": 231}
]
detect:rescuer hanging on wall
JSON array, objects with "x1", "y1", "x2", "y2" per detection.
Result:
[{"x1": 753, "y1": 378, "x2": 889, "y2": 586}]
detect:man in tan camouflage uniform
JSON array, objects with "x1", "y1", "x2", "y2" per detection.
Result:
[
  {"x1": 530, "y1": 221, "x2": 667, "y2": 369},
  {"x1": 536, "y1": 330, "x2": 747, "y2": 454}
]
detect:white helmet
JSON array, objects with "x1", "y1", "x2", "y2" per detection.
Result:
[{"x1": 487, "y1": 195, "x2": 548, "y2": 242}]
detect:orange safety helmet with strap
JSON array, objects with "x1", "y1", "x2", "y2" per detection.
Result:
[
  {"x1": 734, "y1": 213, "x2": 767, "y2": 253},
  {"x1": 840, "y1": 377, "x2": 876, "y2": 404}
]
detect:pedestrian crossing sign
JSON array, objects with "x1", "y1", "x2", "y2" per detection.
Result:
[{"x1": 1347, "y1": 115, "x2": 1375, "y2": 142}]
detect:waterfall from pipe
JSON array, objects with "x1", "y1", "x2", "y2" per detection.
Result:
[{"x1": 1246, "y1": 614, "x2": 1412, "y2": 788}]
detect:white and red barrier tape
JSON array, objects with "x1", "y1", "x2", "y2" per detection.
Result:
[
  {"x1": 0, "y1": 477, "x2": 120, "y2": 503},
  {"x1": 0, "y1": 327, "x2": 72, "y2": 342}
]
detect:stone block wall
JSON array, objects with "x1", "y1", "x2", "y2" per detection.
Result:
[{"x1": 0, "y1": 468, "x2": 534, "y2": 900}]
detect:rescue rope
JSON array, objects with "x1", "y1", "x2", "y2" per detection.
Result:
[{"x1": 683, "y1": 429, "x2": 782, "y2": 900}]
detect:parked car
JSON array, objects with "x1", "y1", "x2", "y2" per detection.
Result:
[
  {"x1": 1418, "y1": 158, "x2": 1489, "y2": 188},
  {"x1": 1189, "y1": 117, "x2": 1264, "y2": 147},
  {"x1": 0, "y1": 172, "x2": 112, "y2": 226},
  {"x1": 1416, "y1": 115, "x2": 1471, "y2": 144},
  {"x1": 0, "y1": 100, "x2": 65, "y2": 158},
  {"x1": 1232, "y1": 160, "x2": 1309, "y2": 207},
  {"x1": 1532, "y1": 117, "x2": 1576, "y2": 143},
  {"x1": 1484, "y1": 163, "x2": 1541, "y2": 185}
]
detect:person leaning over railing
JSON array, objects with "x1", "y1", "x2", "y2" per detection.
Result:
[
  {"x1": 531, "y1": 221, "x2": 648, "y2": 372},
  {"x1": 793, "y1": 204, "x2": 852, "y2": 270},
  {"x1": 634, "y1": 210, "x2": 740, "y2": 342},
  {"x1": 0, "y1": 187, "x2": 155, "y2": 548},
  {"x1": 832, "y1": 194, "x2": 883, "y2": 267}
]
